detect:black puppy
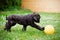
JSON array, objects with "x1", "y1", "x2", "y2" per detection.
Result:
[{"x1": 4, "y1": 12, "x2": 44, "y2": 32}]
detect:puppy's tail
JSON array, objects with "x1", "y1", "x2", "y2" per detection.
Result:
[{"x1": 6, "y1": 15, "x2": 7, "y2": 20}]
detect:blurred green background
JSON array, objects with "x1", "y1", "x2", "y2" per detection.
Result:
[{"x1": 0, "y1": 0, "x2": 21, "y2": 11}]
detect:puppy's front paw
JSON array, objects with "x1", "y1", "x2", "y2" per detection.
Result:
[{"x1": 40, "y1": 27, "x2": 45, "y2": 31}]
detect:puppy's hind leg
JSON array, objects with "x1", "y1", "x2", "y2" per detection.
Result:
[
  {"x1": 4, "y1": 22, "x2": 11, "y2": 32},
  {"x1": 4, "y1": 21, "x2": 16, "y2": 32}
]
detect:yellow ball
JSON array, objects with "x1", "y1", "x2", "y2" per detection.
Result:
[{"x1": 44, "y1": 25, "x2": 54, "y2": 34}]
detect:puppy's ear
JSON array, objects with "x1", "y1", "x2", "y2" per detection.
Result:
[
  {"x1": 33, "y1": 12, "x2": 39, "y2": 14},
  {"x1": 33, "y1": 16, "x2": 37, "y2": 21},
  {"x1": 6, "y1": 15, "x2": 7, "y2": 20}
]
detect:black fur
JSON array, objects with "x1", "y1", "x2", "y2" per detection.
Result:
[{"x1": 4, "y1": 12, "x2": 44, "y2": 32}]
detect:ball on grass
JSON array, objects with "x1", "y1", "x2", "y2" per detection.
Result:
[{"x1": 44, "y1": 25, "x2": 54, "y2": 34}]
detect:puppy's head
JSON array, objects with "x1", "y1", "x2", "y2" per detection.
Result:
[{"x1": 33, "y1": 12, "x2": 41, "y2": 23}]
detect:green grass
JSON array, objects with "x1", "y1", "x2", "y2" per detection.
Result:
[{"x1": 0, "y1": 10, "x2": 60, "y2": 40}]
